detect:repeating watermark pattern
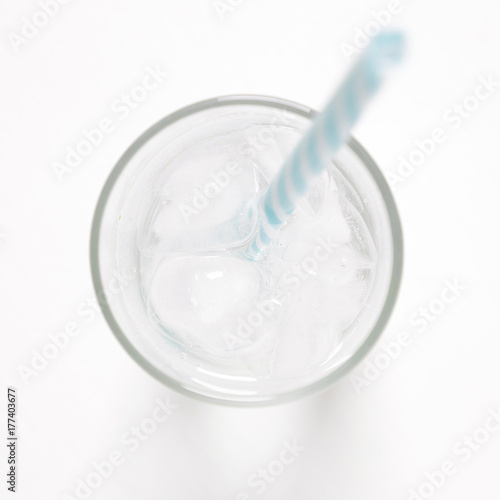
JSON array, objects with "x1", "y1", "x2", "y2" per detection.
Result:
[
  {"x1": 6, "y1": 387, "x2": 17, "y2": 494},
  {"x1": 234, "y1": 439, "x2": 306, "y2": 499},
  {"x1": 406, "y1": 405, "x2": 500, "y2": 500},
  {"x1": 178, "y1": 162, "x2": 243, "y2": 224},
  {"x1": 340, "y1": 0, "x2": 404, "y2": 60},
  {"x1": 61, "y1": 396, "x2": 178, "y2": 500},
  {"x1": 388, "y1": 75, "x2": 500, "y2": 188},
  {"x1": 17, "y1": 268, "x2": 135, "y2": 386},
  {"x1": 350, "y1": 277, "x2": 467, "y2": 394},
  {"x1": 223, "y1": 236, "x2": 339, "y2": 350},
  {"x1": 240, "y1": 108, "x2": 296, "y2": 160},
  {"x1": 212, "y1": 0, "x2": 245, "y2": 21},
  {"x1": 51, "y1": 65, "x2": 169, "y2": 183},
  {"x1": 176, "y1": 107, "x2": 294, "y2": 226},
  {"x1": 7, "y1": 0, "x2": 73, "y2": 53}
]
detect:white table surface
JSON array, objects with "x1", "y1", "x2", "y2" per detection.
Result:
[{"x1": 1, "y1": 0, "x2": 500, "y2": 498}]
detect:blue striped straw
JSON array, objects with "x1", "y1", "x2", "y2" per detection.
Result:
[{"x1": 245, "y1": 31, "x2": 405, "y2": 259}]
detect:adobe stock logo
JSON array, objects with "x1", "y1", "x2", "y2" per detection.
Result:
[
  {"x1": 61, "y1": 396, "x2": 178, "y2": 500},
  {"x1": 17, "y1": 269, "x2": 135, "y2": 386},
  {"x1": 223, "y1": 236, "x2": 339, "y2": 350},
  {"x1": 388, "y1": 75, "x2": 500, "y2": 187},
  {"x1": 7, "y1": 0, "x2": 73, "y2": 53},
  {"x1": 51, "y1": 65, "x2": 169, "y2": 183},
  {"x1": 213, "y1": 0, "x2": 245, "y2": 21},
  {"x1": 406, "y1": 405, "x2": 500, "y2": 500},
  {"x1": 234, "y1": 440, "x2": 306, "y2": 499},
  {"x1": 178, "y1": 162, "x2": 242, "y2": 224},
  {"x1": 340, "y1": 0, "x2": 404, "y2": 60},
  {"x1": 350, "y1": 277, "x2": 467, "y2": 394},
  {"x1": 239, "y1": 108, "x2": 295, "y2": 159}
]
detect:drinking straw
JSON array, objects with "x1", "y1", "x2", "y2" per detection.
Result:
[{"x1": 245, "y1": 31, "x2": 405, "y2": 259}]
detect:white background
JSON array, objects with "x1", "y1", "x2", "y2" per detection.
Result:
[{"x1": 1, "y1": 0, "x2": 500, "y2": 499}]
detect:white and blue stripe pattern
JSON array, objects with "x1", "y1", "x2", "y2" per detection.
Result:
[{"x1": 246, "y1": 31, "x2": 405, "y2": 259}]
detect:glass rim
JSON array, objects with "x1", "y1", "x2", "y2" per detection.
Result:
[{"x1": 89, "y1": 94, "x2": 403, "y2": 406}]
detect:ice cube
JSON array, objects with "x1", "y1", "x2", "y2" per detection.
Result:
[
  {"x1": 148, "y1": 255, "x2": 270, "y2": 354},
  {"x1": 138, "y1": 133, "x2": 261, "y2": 254}
]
